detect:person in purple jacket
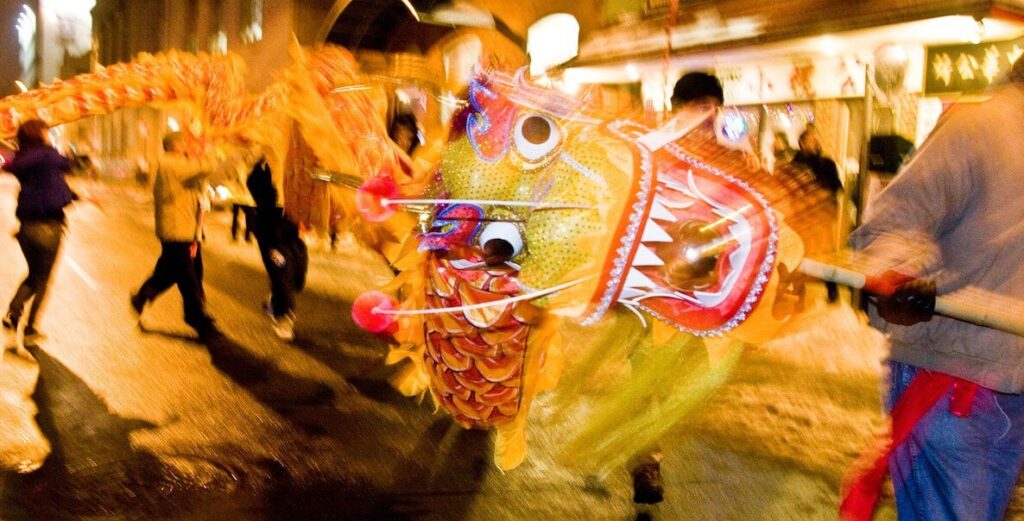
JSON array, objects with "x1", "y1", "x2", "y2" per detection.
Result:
[{"x1": 2, "y1": 119, "x2": 76, "y2": 344}]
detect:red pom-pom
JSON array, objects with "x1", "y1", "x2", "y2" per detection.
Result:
[
  {"x1": 356, "y1": 175, "x2": 399, "y2": 222},
  {"x1": 351, "y1": 291, "x2": 398, "y2": 333}
]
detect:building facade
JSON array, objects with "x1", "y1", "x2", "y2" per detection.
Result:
[{"x1": 87, "y1": 0, "x2": 336, "y2": 173}]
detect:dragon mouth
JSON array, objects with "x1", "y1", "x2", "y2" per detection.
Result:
[
  {"x1": 619, "y1": 169, "x2": 754, "y2": 309},
  {"x1": 585, "y1": 120, "x2": 778, "y2": 335}
]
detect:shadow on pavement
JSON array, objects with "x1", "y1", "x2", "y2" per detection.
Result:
[
  {"x1": 3, "y1": 345, "x2": 212, "y2": 518},
  {"x1": 0, "y1": 344, "x2": 399, "y2": 520},
  {"x1": 261, "y1": 417, "x2": 489, "y2": 521},
  {"x1": 202, "y1": 333, "x2": 335, "y2": 406},
  {"x1": 139, "y1": 325, "x2": 336, "y2": 406},
  {"x1": 200, "y1": 254, "x2": 491, "y2": 519}
]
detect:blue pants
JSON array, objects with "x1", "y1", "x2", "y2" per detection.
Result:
[{"x1": 888, "y1": 362, "x2": 1024, "y2": 521}]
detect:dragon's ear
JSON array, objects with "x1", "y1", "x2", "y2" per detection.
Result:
[{"x1": 461, "y1": 76, "x2": 516, "y2": 162}]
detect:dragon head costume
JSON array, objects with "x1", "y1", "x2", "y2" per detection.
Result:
[
  {"x1": 354, "y1": 69, "x2": 830, "y2": 470},
  {"x1": 0, "y1": 46, "x2": 829, "y2": 472}
]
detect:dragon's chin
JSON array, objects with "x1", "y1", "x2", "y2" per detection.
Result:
[{"x1": 424, "y1": 251, "x2": 539, "y2": 430}]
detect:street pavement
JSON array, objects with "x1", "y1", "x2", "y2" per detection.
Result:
[{"x1": 0, "y1": 174, "x2": 904, "y2": 520}]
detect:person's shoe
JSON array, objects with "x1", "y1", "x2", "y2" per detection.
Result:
[
  {"x1": 271, "y1": 313, "x2": 295, "y2": 341},
  {"x1": 195, "y1": 324, "x2": 224, "y2": 342},
  {"x1": 632, "y1": 461, "x2": 665, "y2": 504},
  {"x1": 2, "y1": 314, "x2": 16, "y2": 332},
  {"x1": 130, "y1": 293, "x2": 147, "y2": 317},
  {"x1": 22, "y1": 326, "x2": 46, "y2": 345}
]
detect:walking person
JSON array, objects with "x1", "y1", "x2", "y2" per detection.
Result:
[
  {"x1": 791, "y1": 125, "x2": 843, "y2": 302},
  {"x1": 246, "y1": 156, "x2": 307, "y2": 341},
  {"x1": 230, "y1": 202, "x2": 256, "y2": 243},
  {"x1": 626, "y1": 71, "x2": 726, "y2": 507},
  {"x1": 130, "y1": 132, "x2": 221, "y2": 340},
  {"x1": 771, "y1": 131, "x2": 795, "y2": 171},
  {"x1": 228, "y1": 159, "x2": 256, "y2": 243},
  {"x1": 2, "y1": 119, "x2": 77, "y2": 345},
  {"x1": 791, "y1": 125, "x2": 842, "y2": 194}
]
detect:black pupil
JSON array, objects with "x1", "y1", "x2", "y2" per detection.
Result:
[
  {"x1": 483, "y1": 238, "x2": 515, "y2": 266},
  {"x1": 522, "y1": 116, "x2": 551, "y2": 145}
]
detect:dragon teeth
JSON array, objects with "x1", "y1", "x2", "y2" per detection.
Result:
[
  {"x1": 619, "y1": 287, "x2": 646, "y2": 300},
  {"x1": 632, "y1": 244, "x2": 665, "y2": 267},
  {"x1": 640, "y1": 219, "x2": 673, "y2": 243},
  {"x1": 648, "y1": 200, "x2": 676, "y2": 222},
  {"x1": 623, "y1": 268, "x2": 657, "y2": 290}
]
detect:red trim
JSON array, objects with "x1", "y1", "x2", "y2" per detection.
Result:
[
  {"x1": 588, "y1": 123, "x2": 649, "y2": 310},
  {"x1": 608, "y1": 156, "x2": 659, "y2": 304},
  {"x1": 839, "y1": 371, "x2": 979, "y2": 521},
  {"x1": 863, "y1": 270, "x2": 914, "y2": 297}
]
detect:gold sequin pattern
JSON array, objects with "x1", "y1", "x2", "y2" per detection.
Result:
[{"x1": 438, "y1": 115, "x2": 636, "y2": 309}]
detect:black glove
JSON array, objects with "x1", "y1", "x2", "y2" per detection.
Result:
[{"x1": 876, "y1": 279, "x2": 937, "y2": 326}]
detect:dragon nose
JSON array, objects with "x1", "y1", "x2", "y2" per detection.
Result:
[{"x1": 483, "y1": 238, "x2": 516, "y2": 266}]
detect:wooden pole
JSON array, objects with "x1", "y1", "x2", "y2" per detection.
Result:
[{"x1": 798, "y1": 259, "x2": 1024, "y2": 337}]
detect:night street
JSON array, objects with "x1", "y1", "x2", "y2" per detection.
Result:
[
  {"x1": 4, "y1": 0, "x2": 1024, "y2": 519},
  {"x1": 0, "y1": 175, "x2": 909, "y2": 520}
]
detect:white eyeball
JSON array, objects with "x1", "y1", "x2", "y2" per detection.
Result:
[
  {"x1": 513, "y1": 114, "x2": 561, "y2": 161},
  {"x1": 477, "y1": 222, "x2": 524, "y2": 264}
]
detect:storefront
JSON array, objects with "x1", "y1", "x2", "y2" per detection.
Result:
[{"x1": 565, "y1": 3, "x2": 1024, "y2": 236}]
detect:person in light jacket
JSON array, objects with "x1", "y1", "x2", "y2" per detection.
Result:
[
  {"x1": 131, "y1": 132, "x2": 220, "y2": 339},
  {"x1": 845, "y1": 57, "x2": 1024, "y2": 521}
]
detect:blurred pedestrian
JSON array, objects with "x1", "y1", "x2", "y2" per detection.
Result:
[
  {"x1": 130, "y1": 132, "x2": 221, "y2": 340},
  {"x1": 671, "y1": 71, "x2": 724, "y2": 109},
  {"x1": 772, "y1": 131, "x2": 795, "y2": 167},
  {"x1": 2, "y1": 119, "x2": 78, "y2": 344},
  {"x1": 246, "y1": 156, "x2": 307, "y2": 341},
  {"x1": 389, "y1": 113, "x2": 420, "y2": 156},
  {"x1": 844, "y1": 57, "x2": 1024, "y2": 521},
  {"x1": 792, "y1": 125, "x2": 842, "y2": 302},
  {"x1": 232, "y1": 203, "x2": 255, "y2": 243},
  {"x1": 627, "y1": 71, "x2": 726, "y2": 507},
  {"x1": 227, "y1": 162, "x2": 256, "y2": 243},
  {"x1": 792, "y1": 125, "x2": 842, "y2": 195}
]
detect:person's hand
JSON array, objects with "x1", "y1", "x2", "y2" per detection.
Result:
[
  {"x1": 874, "y1": 275, "x2": 936, "y2": 326},
  {"x1": 270, "y1": 249, "x2": 285, "y2": 267},
  {"x1": 772, "y1": 262, "x2": 806, "y2": 319}
]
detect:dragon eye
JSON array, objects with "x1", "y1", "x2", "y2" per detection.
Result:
[
  {"x1": 477, "y1": 222, "x2": 524, "y2": 266},
  {"x1": 513, "y1": 114, "x2": 561, "y2": 161}
]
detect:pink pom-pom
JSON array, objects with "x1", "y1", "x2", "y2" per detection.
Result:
[
  {"x1": 351, "y1": 291, "x2": 398, "y2": 333},
  {"x1": 356, "y1": 175, "x2": 399, "y2": 222}
]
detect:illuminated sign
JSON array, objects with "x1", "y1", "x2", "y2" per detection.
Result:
[{"x1": 924, "y1": 38, "x2": 1024, "y2": 95}]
